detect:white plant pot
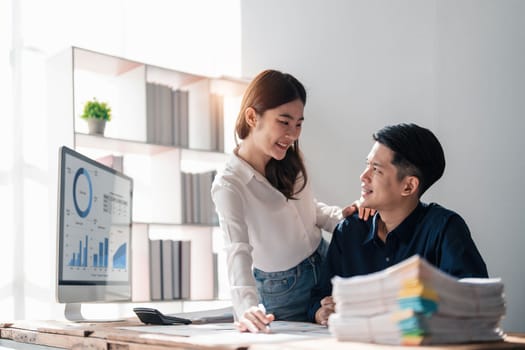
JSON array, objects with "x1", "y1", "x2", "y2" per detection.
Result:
[{"x1": 87, "y1": 118, "x2": 107, "y2": 135}]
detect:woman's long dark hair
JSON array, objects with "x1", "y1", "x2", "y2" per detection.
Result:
[{"x1": 235, "y1": 69, "x2": 308, "y2": 200}]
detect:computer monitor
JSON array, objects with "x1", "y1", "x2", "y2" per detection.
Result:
[{"x1": 56, "y1": 146, "x2": 133, "y2": 321}]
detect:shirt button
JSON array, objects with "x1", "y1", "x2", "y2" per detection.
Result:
[{"x1": 385, "y1": 257, "x2": 390, "y2": 262}]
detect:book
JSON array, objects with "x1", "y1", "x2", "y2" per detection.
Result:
[
  {"x1": 172, "y1": 240, "x2": 181, "y2": 299},
  {"x1": 192, "y1": 173, "x2": 200, "y2": 224},
  {"x1": 180, "y1": 240, "x2": 191, "y2": 299},
  {"x1": 181, "y1": 172, "x2": 193, "y2": 224},
  {"x1": 179, "y1": 90, "x2": 189, "y2": 148},
  {"x1": 157, "y1": 84, "x2": 173, "y2": 146},
  {"x1": 198, "y1": 171, "x2": 217, "y2": 225},
  {"x1": 162, "y1": 239, "x2": 174, "y2": 300},
  {"x1": 149, "y1": 239, "x2": 163, "y2": 300},
  {"x1": 172, "y1": 89, "x2": 181, "y2": 146},
  {"x1": 146, "y1": 82, "x2": 156, "y2": 143}
]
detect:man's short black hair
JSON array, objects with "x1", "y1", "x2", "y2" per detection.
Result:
[{"x1": 373, "y1": 123, "x2": 445, "y2": 197}]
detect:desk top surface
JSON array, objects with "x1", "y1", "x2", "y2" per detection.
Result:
[{"x1": 1, "y1": 319, "x2": 524, "y2": 350}]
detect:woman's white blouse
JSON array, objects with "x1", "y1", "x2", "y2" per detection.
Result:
[{"x1": 211, "y1": 153, "x2": 342, "y2": 319}]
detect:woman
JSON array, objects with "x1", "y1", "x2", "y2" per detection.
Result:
[{"x1": 211, "y1": 70, "x2": 366, "y2": 333}]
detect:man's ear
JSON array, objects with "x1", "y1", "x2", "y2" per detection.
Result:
[
  {"x1": 401, "y1": 176, "x2": 420, "y2": 197},
  {"x1": 245, "y1": 107, "x2": 258, "y2": 128}
]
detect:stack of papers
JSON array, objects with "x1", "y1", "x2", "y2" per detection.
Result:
[{"x1": 328, "y1": 255, "x2": 506, "y2": 345}]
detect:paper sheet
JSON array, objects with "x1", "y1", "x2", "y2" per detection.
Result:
[{"x1": 119, "y1": 321, "x2": 331, "y2": 344}]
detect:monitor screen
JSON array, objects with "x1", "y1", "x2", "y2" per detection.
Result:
[{"x1": 57, "y1": 146, "x2": 133, "y2": 306}]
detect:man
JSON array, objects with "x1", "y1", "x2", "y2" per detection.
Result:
[{"x1": 309, "y1": 123, "x2": 488, "y2": 325}]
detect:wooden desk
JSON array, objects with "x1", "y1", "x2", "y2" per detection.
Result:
[
  {"x1": 1, "y1": 319, "x2": 525, "y2": 350},
  {"x1": 250, "y1": 336, "x2": 525, "y2": 350}
]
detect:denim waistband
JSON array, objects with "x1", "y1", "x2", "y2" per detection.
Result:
[
  {"x1": 255, "y1": 239, "x2": 326, "y2": 277},
  {"x1": 289, "y1": 238, "x2": 326, "y2": 270},
  {"x1": 294, "y1": 238, "x2": 327, "y2": 268}
]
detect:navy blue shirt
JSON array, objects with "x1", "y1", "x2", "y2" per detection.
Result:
[{"x1": 308, "y1": 202, "x2": 488, "y2": 322}]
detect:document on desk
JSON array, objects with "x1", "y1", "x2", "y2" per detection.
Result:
[{"x1": 119, "y1": 321, "x2": 330, "y2": 345}]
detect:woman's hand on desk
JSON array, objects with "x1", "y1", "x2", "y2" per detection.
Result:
[
  {"x1": 315, "y1": 296, "x2": 336, "y2": 326},
  {"x1": 235, "y1": 305, "x2": 274, "y2": 333}
]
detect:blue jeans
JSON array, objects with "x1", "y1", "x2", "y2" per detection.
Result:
[{"x1": 253, "y1": 238, "x2": 328, "y2": 321}]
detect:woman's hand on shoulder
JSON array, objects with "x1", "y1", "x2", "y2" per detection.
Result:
[
  {"x1": 235, "y1": 305, "x2": 275, "y2": 333},
  {"x1": 342, "y1": 199, "x2": 376, "y2": 220}
]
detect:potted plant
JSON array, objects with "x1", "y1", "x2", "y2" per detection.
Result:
[{"x1": 81, "y1": 98, "x2": 112, "y2": 135}]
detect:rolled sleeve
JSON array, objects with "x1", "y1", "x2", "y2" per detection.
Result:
[
  {"x1": 212, "y1": 183, "x2": 260, "y2": 320},
  {"x1": 315, "y1": 200, "x2": 343, "y2": 234}
]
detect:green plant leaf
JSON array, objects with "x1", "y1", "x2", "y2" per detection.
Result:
[{"x1": 80, "y1": 97, "x2": 112, "y2": 121}]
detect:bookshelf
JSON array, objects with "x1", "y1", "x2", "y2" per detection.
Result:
[{"x1": 48, "y1": 47, "x2": 247, "y2": 304}]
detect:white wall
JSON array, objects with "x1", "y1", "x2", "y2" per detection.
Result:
[{"x1": 241, "y1": 0, "x2": 525, "y2": 332}]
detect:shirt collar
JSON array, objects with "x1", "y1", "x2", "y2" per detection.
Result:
[
  {"x1": 363, "y1": 214, "x2": 380, "y2": 245},
  {"x1": 363, "y1": 202, "x2": 426, "y2": 244},
  {"x1": 228, "y1": 150, "x2": 307, "y2": 203},
  {"x1": 228, "y1": 149, "x2": 267, "y2": 185},
  {"x1": 390, "y1": 202, "x2": 425, "y2": 242}
]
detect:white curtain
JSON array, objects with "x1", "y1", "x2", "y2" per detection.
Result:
[{"x1": 0, "y1": 0, "x2": 240, "y2": 321}]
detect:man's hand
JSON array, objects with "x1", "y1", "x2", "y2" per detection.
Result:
[
  {"x1": 315, "y1": 296, "x2": 336, "y2": 326},
  {"x1": 342, "y1": 199, "x2": 376, "y2": 220},
  {"x1": 235, "y1": 305, "x2": 275, "y2": 333}
]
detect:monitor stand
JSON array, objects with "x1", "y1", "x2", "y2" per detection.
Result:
[{"x1": 64, "y1": 303, "x2": 125, "y2": 322}]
